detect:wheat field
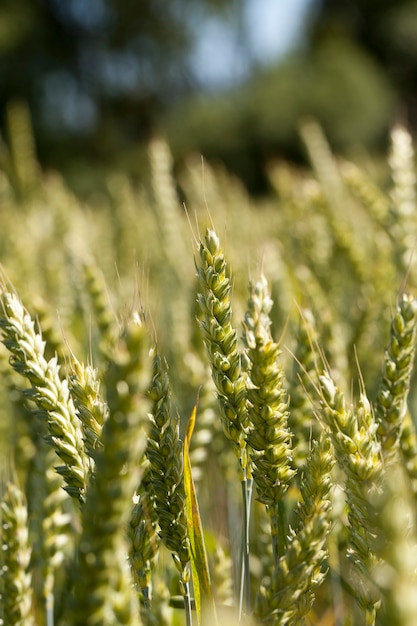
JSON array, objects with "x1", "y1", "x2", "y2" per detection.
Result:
[{"x1": 1, "y1": 103, "x2": 417, "y2": 625}]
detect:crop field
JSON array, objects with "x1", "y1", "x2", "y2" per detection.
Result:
[{"x1": 1, "y1": 104, "x2": 417, "y2": 626}]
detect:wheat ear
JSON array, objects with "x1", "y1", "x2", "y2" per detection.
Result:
[
  {"x1": 399, "y1": 411, "x2": 417, "y2": 500},
  {"x1": 255, "y1": 433, "x2": 334, "y2": 625},
  {"x1": 388, "y1": 125, "x2": 416, "y2": 274},
  {"x1": 0, "y1": 481, "x2": 35, "y2": 625},
  {"x1": 83, "y1": 261, "x2": 118, "y2": 356},
  {"x1": 146, "y1": 353, "x2": 191, "y2": 618},
  {"x1": 196, "y1": 227, "x2": 251, "y2": 615},
  {"x1": 31, "y1": 435, "x2": 72, "y2": 625},
  {"x1": 243, "y1": 275, "x2": 296, "y2": 561},
  {"x1": 319, "y1": 372, "x2": 383, "y2": 624},
  {"x1": 375, "y1": 293, "x2": 417, "y2": 465},
  {"x1": 196, "y1": 227, "x2": 248, "y2": 474},
  {"x1": 287, "y1": 308, "x2": 321, "y2": 469},
  {"x1": 70, "y1": 312, "x2": 151, "y2": 626},
  {"x1": 128, "y1": 459, "x2": 160, "y2": 607},
  {"x1": 0, "y1": 291, "x2": 90, "y2": 503},
  {"x1": 0, "y1": 339, "x2": 71, "y2": 624},
  {"x1": 371, "y1": 465, "x2": 417, "y2": 626},
  {"x1": 68, "y1": 359, "x2": 108, "y2": 462},
  {"x1": 340, "y1": 159, "x2": 390, "y2": 225}
]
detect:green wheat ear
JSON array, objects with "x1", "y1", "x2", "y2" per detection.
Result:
[
  {"x1": 68, "y1": 359, "x2": 108, "y2": 462},
  {"x1": 196, "y1": 227, "x2": 248, "y2": 479},
  {"x1": 388, "y1": 125, "x2": 417, "y2": 275},
  {"x1": 146, "y1": 353, "x2": 190, "y2": 582},
  {"x1": 1, "y1": 480, "x2": 35, "y2": 626},
  {"x1": 196, "y1": 226, "x2": 253, "y2": 616},
  {"x1": 243, "y1": 274, "x2": 296, "y2": 560},
  {"x1": 83, "y1": 261, "x2": 119, "y2": 357},
  {"x1": 375, "y1": 293, "x2": 417, "y2": 465},
  {"x1": 287, "y1": 307, "x2": 323, "y2": 470},
  {"x1": 319, "y1": 372, "x2": 383, "y2": 624},
  {"x1": 0, "y1": 291, "x2": 90, "y2": 503},
  {"x1": 128, "y1": 459, "x2": 161, "y2": 608},
  {"x1": 399, "y1": 411, "x2": 417, "y2": 500},
  {"x1": 30, "y1": 434, "x2": 72, "y2": 624},
  {"x1": 255, "y1": 432, "x2": 334, "y2": 625},
  {"x1": 69, "y1": 311, "x2": 152, "y2": 626}
]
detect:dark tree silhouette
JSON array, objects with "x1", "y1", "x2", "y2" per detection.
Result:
[
  {"x1": 0, "y1": 0, "x2": 230, "y2": 163},
  {"x1": 308, "y1": 0, "x2": 417, "y2": 124}
]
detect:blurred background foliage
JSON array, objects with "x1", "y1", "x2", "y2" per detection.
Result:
[{"x1": 0, "y1": 0, "x2": 416, "y2": 193}]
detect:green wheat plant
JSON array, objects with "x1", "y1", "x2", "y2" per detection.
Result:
[
  {"x1": 68, "y1": 359, "x2": 108, "y2": 461},
  {"x1": 286, "y1": 307, "x2": 322, "y2": 469}
]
